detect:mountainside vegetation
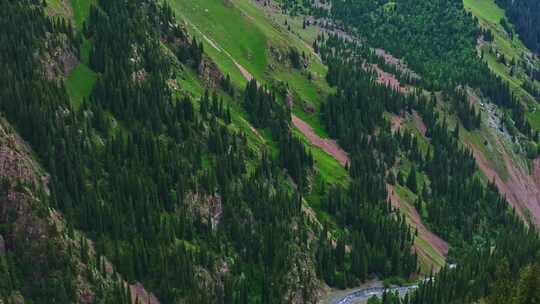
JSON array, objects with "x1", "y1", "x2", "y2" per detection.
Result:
[
  {"x1": 1, "y1": 0, "x2": 540, "y2": 303},
  {"x1": 494, "y1": 0, "x2": 540, "y2": 56}
]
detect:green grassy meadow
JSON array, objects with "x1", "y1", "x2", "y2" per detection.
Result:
[
  {"x1": 65, "y1": 63, "x2": 97, "y2": 107},
  {"x1": 69, "y1": 0, "x2": 94, "y2": 29}
]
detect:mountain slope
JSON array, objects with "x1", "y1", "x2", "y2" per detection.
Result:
[
  {"x1": 0, "y1": 114, "x2": 153, "y2": 304},
  {"x1": 3, "y1": 0, "x2": 540, "y2": 303},
  {"x1": 168, "y1": 0, "x2": 450, "y2": 276}
]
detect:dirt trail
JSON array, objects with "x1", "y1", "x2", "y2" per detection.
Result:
[
  {"x1": 240, "y1": 117, "x2": 265, "y2": 142},
  {"x1": 186, "y1": 21, "x2": 255, "y2": 83},
  {"x1": 234, "y1": 59, "x2": 254, "y2": 81},
  {"x1": 292, "y1": 115, "x2": 350, "y2": 166},
  {"x1": 387, "y1": 185, "x2": 449, "y2": 267}
]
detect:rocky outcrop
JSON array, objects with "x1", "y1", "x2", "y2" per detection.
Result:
[
  {"x1": 198, "y1": 57, "x2": 224, "y2": 89},
  {"x1": 184, "y1": 192, "x2": 223, "y2": 229},
  {"x1": 41, "y1": 33, "x2": 79, "y2": 82},
  {"x1": 283, "y1": 251, "x2": 324, "y2": 304},
  {"x1": 0, "y1": 116, "x2": 159, "y2": 303}
]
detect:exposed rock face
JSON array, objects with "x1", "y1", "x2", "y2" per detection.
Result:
[
  {"x1": 185, "y1": 192, "x2": 223, "y2": 229},
  {"x1": 0, "y1": 117, "x2": 48, "y2": 189},
  {"x1": 270, "y1": 45, "x2": 286, "y2": 64},
  {"x1": 0, "y1": 116, "x2": 160, "y2": 304},
  {"x1": 198, "y1": 57, "x2": 223, "y2": 88},
  {"x1": 132, "y1": 69, "x2": 147, "y2": 82},
  {"x1": 0, "y1": 117, "x2": 55, "y2": 304},
  {"x1": 283, "y1": 251, "x2": 323, "y2": 304},
  {"x1": 130, "y1": 282, "x2": 160, "y2": 304},
  {"x1": 45, "y1": 0, "x2": 74, "y2": 20},
  {"x1": 42, "y1": 33, "x2": 79, "y2": 82}
]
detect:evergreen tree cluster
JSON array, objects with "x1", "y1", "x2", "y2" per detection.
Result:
[
  {"x1": 451, "y1": 91, "x2": 481, "y2": 130},
  {"x1": 494, "y1": 0, "x2": 540, "y2": 55},
  {"x1": 0, "y1": 0, "x2": 421, "y2": 302},
  {"x1": 315, "y1": 31, "x2": 540, "y2": 303},
  {"x1": 300, "y1": 0, "x2": 533, "y2": 137},
  {"x1": 243, "y1": 79, "x2": 314, "y2": 191},
  {"x1": 1, "y1": 0, "x2": 313, "y2": 302}
]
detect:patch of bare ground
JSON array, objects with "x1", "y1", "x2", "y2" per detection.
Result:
[
  {"x1": 476, "y1": 35, "x2": 485, "y2": 56},
  {"x1": 364, "y1": 63, "x2": 408, "y2": 94},
  {"x1": 130, "y1": 283, "x2": 160, "y2": 304},
  {"x1": 45, "y1": 0, "x2": 74, "y2": 20},
  {"x1": 234, "y1": 58, "x2": 254, "y2": 81},
  {"x1": 42, "y1": 33, "x2": 79, "y2": 82},
  {"x1": 292, "y1": 115, "x2": 350, "y2": 167},
  {"x1": 374, "y1": 48, "x2": 421, "y2": 80},
  {"x1": 502, "y1": 153, "x2": 540, "y2": 225},
  {"x1": 468, "y1": 141, "x2": 540, "y2": 227},
  {"x1": 387, "y1": 185, "x2": 449, "y2": 269},
  {"x1": 198, "y1": 57, "x2": 223, "y2": 88},
  {"x1": 412, "y1": 110, "x2": 427, "y2": 137},
  {"x1": 390, "y1": 114, "x2": 403, "y2": 133},
  {"x1": 465, "y1": 90, "x2": 540, "y2": 226},
  {"x1": 223, "y1": 46, "x2": 349, "y2": 168},
  {"x1": 301, "y1": 201, "x2": 322, "y2": 230},
  {"x1": 535, "y1": 157, "x2": 540, "y2": 194}
]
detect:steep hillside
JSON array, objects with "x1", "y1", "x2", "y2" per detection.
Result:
[
  {"x1": 3, "y1": 0, "x2": 540, "y2": 303},
  {"x1": 272, "y1": 0, "x2": 540, "y2": 302},
  {"x1": 168, "y1": 0, "x2": 449, "y2": 270},
  {"x1": 462, "y1": 0, "x2": 540, "y2": 226},
  {"x1": 0, "y1": 115, "x2": 158, "y2": 304},
  {"x1": 494, "y1": 0, "x2": 540, "y2": 55},
  {"x1": 2, "y1": 0, "x2": 415, "y2": 303}
]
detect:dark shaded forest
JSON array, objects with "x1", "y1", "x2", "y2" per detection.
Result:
[{"x1": 495, "y1": 0, "x2": 540, "y2": 55}]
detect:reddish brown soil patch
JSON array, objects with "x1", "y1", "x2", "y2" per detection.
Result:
[
  {"x1": 502, "y1": 154, "x2": 540, "y2": 225},
  {"x1": 387, "y1": 185, "x2": 449, "y2": 262},
  {"x1": 375, "y1": 48, "x2": 420, "y2": 80},
  {"x1": 412, "y1": 110, "x2": 427, "y2": 137},
  {"x1": 390, "y1": 114, "x2": 403, "y2": 133},
  {"x1": 292, "y1": 115, "x2": 350, "y2": 167},
  {"x1": 229, "y1": 41, "x2": 350, "y2": 169},
  {"x1": 365, "y1": 63, "x2": 408, "y2": 93},
  {"x1": 130, "y1": 283, "x2": 160, "y2": 304},
  {"x1": 468, "y1": 143, "x2": 540, "y2": 227},
  {"x1": 535, "y1": 158, "x2": 540, "y2": 191}
]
